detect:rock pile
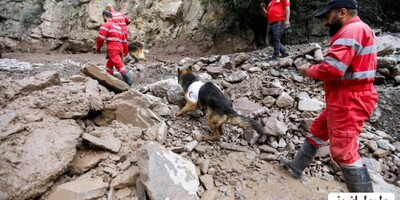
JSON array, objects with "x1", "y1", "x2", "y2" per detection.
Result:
[{"x1": 1, "y1": 36, "x2": 399, "y2": 199}]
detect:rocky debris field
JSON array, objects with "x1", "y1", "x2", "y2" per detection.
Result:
[{"x1": 1, "y1": 34, "x2": 400, "y2": 200}]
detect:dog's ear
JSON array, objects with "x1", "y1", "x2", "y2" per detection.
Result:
[
  {"x1": 178, "y1": 68, "x2": 181, "y2": 76},
  {"x1": 188, "y1": 66, "x2": 193, "y2": 72}
]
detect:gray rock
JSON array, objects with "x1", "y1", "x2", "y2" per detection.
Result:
[
  {"x1": 373, "y1": 149, "x2": 391, "y2": 158},
  {"x1": 391, "y1": 65, "x2": 400, "y2": 78},
  {"x1": 0, "y1": 118, "x2": 82, "y2": 200},
  {"x1": 298, "y1": 99, "x2": 325, "y2": 112},
  {"x1": 297, "y1": 92, "x2": 311, "y2": 100},
  {"x1": 94, "y1": 90, "x2": 163, "y2": 128},
  {"x1": 376, "y1": 139, "x2": 395, "y2": 151},
  {"x1": 200, "y1": 175, "x2": 214, "y2": 190},
  {"x1": 199, "y1": 159, "x2": 210, "y2": 174},
  {"x1": 0, "y1": 110, "x2": 16, "y2": 130},
  {"x1": 377, "y1": 40, "x2": 395, "y2": 56},
  {"x1": 264, "y1": 117, "x2": 288, "y2": 136},
  {"x1": 220, "y1": 142, "x2": 248, "y2": 152},
  {"x1": 47, "y1": 178, "x2": 108, "y2": 200},
  {"x1": 146, "y1": 121, "x2": 168, "y2": 144},
  {"x1": 262, "y1": 88, "x2": 283, "y2": 97},
  {"x1": 294, "y1": 57, "x2": 311, "y2": 70},
  {"x1": 70, "y1": 150, "x2": 108, "y2": 174},
  {"x1": 81, "y1": 63, "x2": 129, "y2": 93},
  {"x1": 262, "y1": 96, "x2": 276, "y2": 107},
  {"x1": 233, "y1": 53, "x2": 246, "y2": 67},
  {"x1": 232, "y1": 97, "x2": 263, "y2": 117},
  {"x1": 185, "y1": 141, "x2": 199, "y2": 152},
  {"x1": 275, "y1": 92, "x2": 294, "y2": 108},
  {"x1": 111, "y1": 166, "x2": 140, "y2": 189},
  {"x1": 278, "y1": 58, "x2": 294, "y2": 68},
  {"x1": 224, "y1": 70, "x2": 248, "y2": 83},
  {"x1": 206, "y1": 66, "x2": 224, "y2": 78},
  {"x1": 364, "y1": 140, "x2": 378, "y2": 151},
  {"x1": 243, "y1": 129, "x2": 260, "y2": 145},
  {"x1": 179, "y1": 57, "x2": 195, "y2": 67},
  {"x1": 377, "y1": 56, "x2": 396, "y2": 69},
  {"x1": 314, "y1": 48, "x2": 324, "y2": 63},
  {"x1": 82, "y1": 133, "x2": 121, "y2": 153},
  {"x1": 218, "y1": 55, "x2": 233, "y2": 69},
  {"x1": 393, "y1": 141, "x2": 400, "y2": 152},
  {"x1": 259, "y1": 145, "x2": 278, "y2": 154},
  {"x1": 278, "y1": 138, "x2": 287, "y2": 148},
  {"x1": 200, "y1": 188, "x2": 219, "y2": 200},
  {"x1": 259, "y1": 153, "x2": 278, "y2": 161},
  {"x1": 137, "y1": 142, "x2": 199, "y2": 200},
  {"x1": 395, "y1": 75, "x2": 400, "y2": 84}
]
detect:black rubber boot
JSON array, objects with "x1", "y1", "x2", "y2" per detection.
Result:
[
  {"x1": 281, "y1": 140, "x2": 318, "y2": 178},
  {"x1": 340, "y1": 165, "x2": 373, "y2": 192},
  {"x1": 121, "y1": 72, "x2": 133, "y2": 86}
]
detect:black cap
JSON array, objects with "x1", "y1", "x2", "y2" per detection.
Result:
[{"x1": 315, "y1": 0, "x2": 358, "y2": 19}]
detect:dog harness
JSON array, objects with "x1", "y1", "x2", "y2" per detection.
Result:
[{"x1": 186, "y1": 81, "x2": 205, "y2": 103}]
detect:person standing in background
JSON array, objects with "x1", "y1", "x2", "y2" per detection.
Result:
[{"x1": 260, "y1": 0, "x2": 291, "y2": 59}]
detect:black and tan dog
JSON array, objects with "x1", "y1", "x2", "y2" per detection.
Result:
[
  {"x1": 128, "y1": 42, "x2": 148, "y2": 63},
  {"x1": 176, "y1": 66, "x2": 266, "y2": 141}
]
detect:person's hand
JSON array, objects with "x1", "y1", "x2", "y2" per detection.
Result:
[
  {"x1": 260, "y1": 3, "x2": 266, "y2": 8},
  {"x1": 298, "y1": 64, "x2": 310, "y2": 77},
  {"x1": 284, "y1": 20, "x2": 290, "y2": 28}
]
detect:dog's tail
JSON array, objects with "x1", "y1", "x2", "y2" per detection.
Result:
[{"x1": 228, "y1": 114, "x2": 265, "y2": 136}]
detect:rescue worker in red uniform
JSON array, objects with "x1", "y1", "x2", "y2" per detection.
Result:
[
  {"x1": 260, "y1": 0, "x2": 291, "y2": 59},
  {"x1": 281, "y1": 0, "x2": 378, "y2": 192},
  {"x1": 96, "y1": 10, "x2": 133, "y2": 86},
  {"x1": 106, "y1": 3, "x2": 131, "y2": 40}
]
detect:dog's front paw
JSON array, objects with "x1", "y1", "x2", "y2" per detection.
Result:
[{"x1": 175, "y1": 112, "x2": 182, "y2": 117}]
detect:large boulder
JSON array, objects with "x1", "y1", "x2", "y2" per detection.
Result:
[
  {"x1": 0, "y1": 116, "x2": 83, "y2": 200},
  {"x1": 137, "y1": 141, "x2": 199, "y2": 200},
  {"x1": 81, "y1": 63, "x2": 130, "y2": 93}
]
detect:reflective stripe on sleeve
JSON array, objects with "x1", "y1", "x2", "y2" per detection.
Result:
[
  {"x1": 340, "y1": 70, "x2": 376, "y2": 80},
  {"x1": 332, "y1": 38, "x2": 377, "y2": 55},
  {"x1": 324, "y1": 56, "x2": 349, "y2": 73},
  {"x1": 359, "y1": 45, "x2": 377, "y2": 55}
]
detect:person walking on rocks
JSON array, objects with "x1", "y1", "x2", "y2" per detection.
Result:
[
  {"x1": 260, "y1": 0, "x2": 291, "y2": 59},
  {"x1": 96, "y1": 10, "x2": 133, "y2": 86},
  {"x1": 281, "y1": 0, "x2": 378, "y2": 192},
  {"x1": 106, "y1": 3, "x2": 131, "y2": 40}
]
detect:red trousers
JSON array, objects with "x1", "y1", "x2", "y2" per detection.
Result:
[
  {"x1": 106, "y1": 49, "x2": 127, "y2": 75},
  {"x1": 306, "y1": 85, "x2": 378, "y2": 165}
]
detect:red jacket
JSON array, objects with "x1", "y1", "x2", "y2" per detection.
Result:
[
  {"x1": 110, "y1": 9, "x2": 131, "y2": 37},
  {"x1": 96, "y1": 21, "x2": 128, "y2": 55},
  {"x1": 306, "y1": 16, "x2": 377, "y2": 92},
  {"x1": 265, "y1": 0, "x2": 290, "y2": 24}
]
